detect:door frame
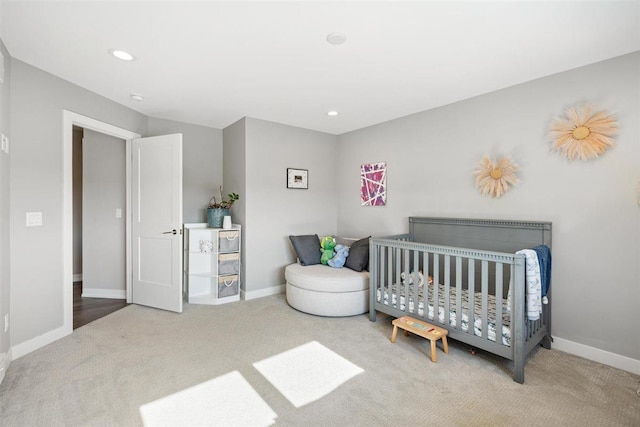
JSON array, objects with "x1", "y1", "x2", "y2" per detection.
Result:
[{"x1": 63, "y1": 111, "x2": 141, "y2": 335}]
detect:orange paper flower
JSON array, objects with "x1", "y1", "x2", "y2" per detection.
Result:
[{"x1": 548, "y1": 104, "x2": 617, "y2": 161}]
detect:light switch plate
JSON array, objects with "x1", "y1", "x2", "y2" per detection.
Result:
[{"x1": 26, "y1": 212, "x2": 43, "y2": 227}]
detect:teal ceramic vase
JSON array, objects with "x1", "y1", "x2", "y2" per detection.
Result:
[{"x1": 207, "y1": 208, "x2": 229, "y2": 228}]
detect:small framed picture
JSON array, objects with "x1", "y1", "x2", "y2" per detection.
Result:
[{"x1": 287, "y1": 168, "x2": 308, "y2": 189}]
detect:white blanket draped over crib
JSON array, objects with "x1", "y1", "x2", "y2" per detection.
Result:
[{"x1": 514, "y1": 249, "x2": 542, "y2": 321}]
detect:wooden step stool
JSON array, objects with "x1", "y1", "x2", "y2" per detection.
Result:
[{"x1": 391, "y1": 316, "x2": 449, "y2": 362}]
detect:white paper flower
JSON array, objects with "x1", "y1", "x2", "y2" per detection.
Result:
[{"x1": 474, "y1": 155, "x2": 520, "y2": 198}]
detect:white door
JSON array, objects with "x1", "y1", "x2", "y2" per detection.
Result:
[{"x1": 132, "y1": 134, "x2": 183, "y2": 313}]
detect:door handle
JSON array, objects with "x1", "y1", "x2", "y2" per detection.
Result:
[{"x1": 163, "y1": 229, "x2": 177, "y2": 235}]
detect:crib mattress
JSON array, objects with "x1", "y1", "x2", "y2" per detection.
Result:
[{"x1": 376, "y1": 283, "x2": 511, "y2": 346}]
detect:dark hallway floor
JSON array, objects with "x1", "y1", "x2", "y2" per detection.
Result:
[{"x1": 73, "y1": 282, "x2": 129, "y2": 329}]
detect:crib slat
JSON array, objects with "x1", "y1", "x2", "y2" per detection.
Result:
[
  {"x1": 394, "y1": 248, "x2": 401, "y2": 308},
  {"x1": 495, "y1": 262, "x2": 503, "y2": 346},
  {"x1": 444, "y1": 255, "x2": 451, "y2": 326},
  {"x1": 456, "y1": 256, "x2": 462, "y2": 331},
  {"x1": 468, "y1": 260, "x2": 475, "y2": 336},
  {"x1": 412, "y1": 250, "x2": 420, "y2": 315},
  {"x1": 387, "y1": 247, "x2": 393, "y2": 306},
  {"x1": 481, "y1": 260, "x2": 489, "y2": 339},
  {"x1": 379, "y1": 245, "x2": 386, "y2": 303},
  {"x1": 433, "y1": 253, "x2": 440, "y2": 323},
  {"x1": 403, "y1": 249, "x2": 410, "y2": 312},
  {"x1": 423, "y1": 250, "x2": 430, "y2": 319}
]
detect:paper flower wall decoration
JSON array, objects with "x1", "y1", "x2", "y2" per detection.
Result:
[
  {"x1": 474, "y1": 155, "x2": 520, "y2": 198},
  {"x1": 547, "y1": 104, "x2": 618, "y2": 161}
]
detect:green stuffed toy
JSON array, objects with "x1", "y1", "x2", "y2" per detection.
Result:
[{"x1": 320, "y1": 236, "x2": 337, "y2": 265}]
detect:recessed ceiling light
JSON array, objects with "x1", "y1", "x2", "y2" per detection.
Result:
[
  {"x1": 326, "y1": 32, "x2": 346, "y2": 45},
  {"x1": 130, "y1": 93, "x2": 144, "y2": 101},
  {"x1": 109, "y1": 49, "x2": 136, "y2": 61},
  {"x1": 327, "y1": 110, "x2": 339, "y2": 116}
]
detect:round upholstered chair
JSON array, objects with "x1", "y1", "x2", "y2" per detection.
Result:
[
  {"x1": 285, "y1": 263, "x2": 369, "y2": 317},
  {"x1": 286, "y1": 234, "x2": 371, "y2": 316}
]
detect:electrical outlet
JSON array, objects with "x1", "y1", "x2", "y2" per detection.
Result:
[{"x1": 4, "y1": 314, "x2": 8, "y2": 333}]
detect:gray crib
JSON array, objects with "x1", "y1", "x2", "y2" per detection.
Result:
[{"x1": 369, "y1": 217, "x2": 552, "y2": 383}]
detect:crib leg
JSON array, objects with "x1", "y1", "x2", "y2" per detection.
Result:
[
  {"x1": 390, "y1": 325, "x2": 398, "y2": 343},
  {"x1": 513, "y1": 364, "x2": 525, "y2": 384}
]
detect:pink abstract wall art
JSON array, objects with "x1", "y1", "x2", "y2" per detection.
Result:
[{"x1": 360, "y1": 162, "x2": 386, "y2": 206}]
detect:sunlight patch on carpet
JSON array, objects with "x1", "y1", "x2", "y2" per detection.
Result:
[
  {"x1": 253, "y1": 341, "x2": 364, "y2": 408},
  {"x1": 139, "y1": 370, "x2": 277, "y2": 427}
]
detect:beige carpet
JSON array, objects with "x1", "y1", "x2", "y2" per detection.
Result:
[
  {"x1": 1, "y1": 294, "x2": 639, "y2": 426},
  {"x1": 253, "y1": 340, "x2": 364, "y2": 408}
]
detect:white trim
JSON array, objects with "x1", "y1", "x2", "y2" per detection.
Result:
[
  {"x1": 125, "y1": 139, "x2": 132, "y2": 303},
  {"x1": 73, "y1": 273, "x2": 83, "y2": 282},
  {"x1": 63, "y1": 111, "x2": 140, "y2": 351},
  {"x1": 0, "y1": 348, "x2": 10, "y2": 385},
  {"x1": 553, "y1": 337, "x2": 640, "y2": 375},
  {"x1": 241, "y1": 285, "x2": 285, "y2": 301},
  {"x1": 11, "y1": 325, "x2": 67, "y2": 359},
  {"x1": 81, "y1": 289, "x2": 127, "y2": 299}
]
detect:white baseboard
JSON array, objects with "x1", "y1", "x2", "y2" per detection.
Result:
[
  {"x1": 81, "y1": 288, "x2": 126, "y2": 299},
  {"x1": 0, "y1": 348, "x2": 11, "y2": 385},
  {"x1": 12, "y1": 324, "x2": 71, "y2": 359},
  {"x1": 553, "y1": 337, "x2": 640, "y2": 375},
  {"x1": 73, "y1": 273, "x2": 83, "y2": 282},
  {"x1": 242, "y1": 285, "x2": 284, "y2": 301}
]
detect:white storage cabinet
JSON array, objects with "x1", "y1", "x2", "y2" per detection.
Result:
[{"x1": 183, "y1": 223, "x2": 241, "y2": 304}]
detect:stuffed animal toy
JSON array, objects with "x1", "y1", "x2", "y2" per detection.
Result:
[
  {"x1": 328, "y1": 244, "x2": 349, "y2": 268},
  {"x1": 400, "y1": 270, "x2": 433, "y2": 287},
  {"x1": 320, "y1": 236, "x2": 337, "y2": 265}
]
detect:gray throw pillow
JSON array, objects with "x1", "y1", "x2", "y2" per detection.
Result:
[
  {"x1": 289, "y1": 234, "x2": 321, "y2": 266},
  {"x1": 345, "y1": 236, "x2": 370, "y2": 272}
]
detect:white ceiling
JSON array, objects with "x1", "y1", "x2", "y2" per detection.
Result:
[{"x1": 2, "y1": 1, "x2": 639, "y2": 135}]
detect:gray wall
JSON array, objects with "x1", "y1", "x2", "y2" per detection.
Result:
[
  {"x1": 147, "y1": 117, "x2": 223, "y2": 223},
  {"x1": 222, "y1": 118, "x2": 246, "y2": 291},
  {"x1": 0, "y1": 38, "x2": 11, "y2": 365},
  {"x1": 337, "y1": 52, "x2": 640, "y2": 360},
  {"x1": 81, "y1": 129, "x2": 126, "y2": 296},
  {"x1": 241, "y1": 117, "x2": 338, "y2": 296},
  {"x1": 9, "y1": 59, "x2": 147, "y2": 345}
]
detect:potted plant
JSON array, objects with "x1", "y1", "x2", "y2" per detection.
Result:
[{"x1": 207, "y1": 186, "x2": 239, "y2": 228}]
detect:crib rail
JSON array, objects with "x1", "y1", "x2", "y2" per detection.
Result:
[{"x1": 369, "y1": 236, "x2": 549, "y2": 383}]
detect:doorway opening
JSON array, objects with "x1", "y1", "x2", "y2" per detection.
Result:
[
  {"x1": 63, "y1": 111, "x2": 141, "y2": 336},
  {"x1": 72, "y1": 126, "x2": 129, "y2": 329}
]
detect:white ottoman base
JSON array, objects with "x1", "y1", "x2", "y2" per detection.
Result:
[
  {"x1": 285, "y1": 263, "x2": 369, "y2": 317},
  {"x1": 286, "y1": 283, "x2": 369, "y2": 317}
]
